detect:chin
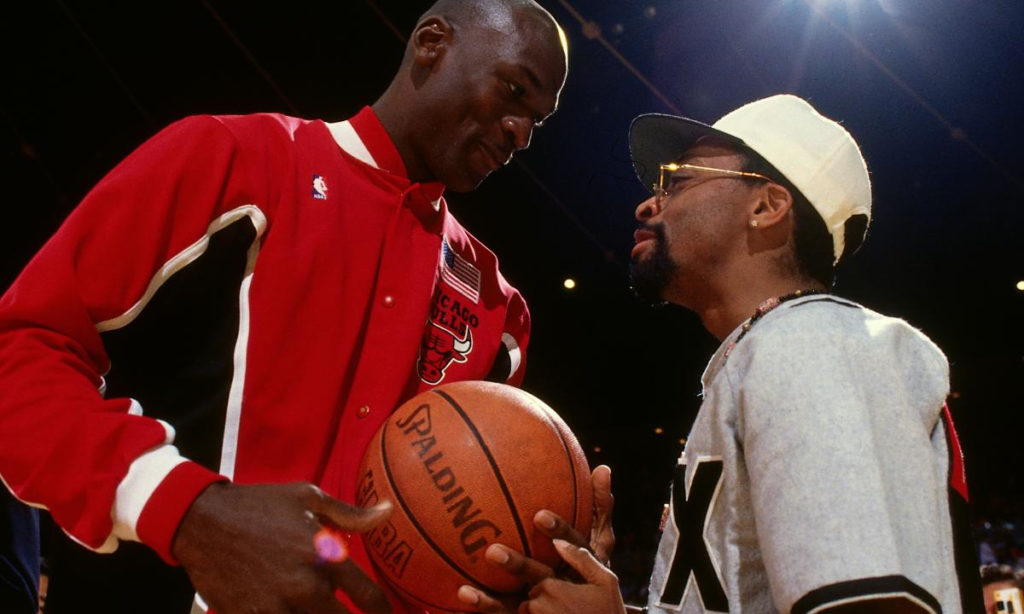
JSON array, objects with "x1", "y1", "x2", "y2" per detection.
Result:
[
  {"x1": 628, "y1": 264, "x2": 665, "y2": 304},
  {"x1": 445, "y1": 169, "x2": 492, "y2": 193},
  {"x1": 446, "y1": 178, "x2": 485, "y2": 193},
  {"x1": 629, "y1": 244, "x2": 676, "y2": 304}
]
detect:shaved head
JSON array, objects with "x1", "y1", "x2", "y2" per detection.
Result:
[
  {"x1": 421, "y1": 0, "x2": 555, "y2": 32},
  {"x1": 423, "y1": 0, "x2": 537, "y2": 23},
  {"x1": 413, "y1": 0, "x2": 568, "y2": 75}
]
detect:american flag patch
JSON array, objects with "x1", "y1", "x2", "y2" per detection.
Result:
[{"x1": 441, "y1": 238, "x2": 481, "y2": 303}]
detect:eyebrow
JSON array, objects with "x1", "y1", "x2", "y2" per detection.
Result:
[{"x1": 519, "y1": 65, "x2": 543, "y2": 90}]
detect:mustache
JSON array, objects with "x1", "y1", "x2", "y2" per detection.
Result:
[{"x1": 637, "y1": 221, "x2": 666, "y2": 243}]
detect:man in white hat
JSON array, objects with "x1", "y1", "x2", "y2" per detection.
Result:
[{"x1": 460, "y1": 95, "x2": 983, "y2": 613}]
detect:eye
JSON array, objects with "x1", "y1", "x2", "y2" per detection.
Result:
[
  {"x1": 506, "y1": 81, "x2": 525, "y2": 97},
  {"x1": 667, "y1": 175, "x2": 691, "y2": 191}
]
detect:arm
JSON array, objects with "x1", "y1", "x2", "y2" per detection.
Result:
[
  {"x1": 486, "y1": 277, "x2": 531, "y2": 387},
  {"x1": 0, "y1": 115, "x2": 256, "y2": 558},
  {"x1": 0, "y1": 116, "x2": 395, "y2": 612},
  {"x1": 737, "y1": 311, "x2": 950, "y2": 613}
]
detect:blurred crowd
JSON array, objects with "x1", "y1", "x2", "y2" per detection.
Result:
[
  {"x1": 976, "y1": 491, "x2": 1024, "y2": 613},
  {"x1": 976, "y1": 502, "x2": 1024, "y2": 569}
]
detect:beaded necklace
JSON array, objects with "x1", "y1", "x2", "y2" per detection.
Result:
[{"x1": 722, "y1": 288, "x2": 826, "y2": 361}]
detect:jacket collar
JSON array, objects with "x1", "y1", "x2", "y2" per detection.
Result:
[{"x1": 326, "y1": 106, "x2": 446, "y2": 208}]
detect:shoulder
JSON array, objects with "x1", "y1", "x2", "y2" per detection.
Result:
[
  {"x1": 155, "y1": 113, "x2": 323, "y2": 147},
  {"x1": 150, "y1": 114, "x2": 337, "y2": 179},
  {"x1": 728, "y1": 296, "x2": 948, "y2": 402},
  {"x1": 752, "y1": 296, "x2": 945, "y2": 365},
  {"x1": 204, "y1": 112, "x2": 323, "y2": 145}
]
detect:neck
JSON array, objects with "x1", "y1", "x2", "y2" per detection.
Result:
[
  {"x1": 371, "y1": 87, "x2": 430, "y2": 183},
  {"x1": 689, "y1": 268, "x2": 825, "y2": 341}
]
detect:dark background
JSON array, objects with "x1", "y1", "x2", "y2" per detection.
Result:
[{"x1": 3, "y1": 0, "x2": 1022, "y2": 595}]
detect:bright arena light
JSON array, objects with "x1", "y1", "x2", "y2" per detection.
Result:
[
  {"x1": 563, "y1": 278, "x2": 577, "y2": 290},
  {"x1": 1016, "y1": 280, "x2": 1024, "y2": 292}
]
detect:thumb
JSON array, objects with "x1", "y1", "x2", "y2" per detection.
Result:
[
  {"x1": 592, "y1": 465, "x2": 613, "y2": 511},
  {"x1": 552, "y1": 539, "x2": 611, "y2": 585},
  {"x1": 590, "y1": 465, "x2": 615, "y2": 565},
  {"x1": 313, "y1": 494, "x2": 394, "y2": 533}
]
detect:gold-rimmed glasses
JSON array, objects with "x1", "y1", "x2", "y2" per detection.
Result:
[{"x1": 651, "y1": 163, "x2": 773, "y2": 210}]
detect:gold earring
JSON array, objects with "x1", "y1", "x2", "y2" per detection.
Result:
[{"x1": 750, "y1": 220, "x2": 759, "y2": 228}]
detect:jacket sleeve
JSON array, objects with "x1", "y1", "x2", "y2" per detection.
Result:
[
  {"x1": 501, "y1": 289, "x2": 530, "y2": 388},
  {"x1": 0, "y1": 115, "x2": 267, "y2": 564},
  {"x1": 735, "y1": 310, "x2": 949, "y2": 612}
]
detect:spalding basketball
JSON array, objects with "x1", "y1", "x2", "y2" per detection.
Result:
[{"x1": 356, "y1": 380, "x2": 593, "y2": 614}]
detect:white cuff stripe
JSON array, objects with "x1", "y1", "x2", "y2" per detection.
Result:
[
  {"x1": 502, "y1": 332, "x2": 522, "y2": 381},
  {"x1": 111, "y1": 444, "x2": 189, "y2": 542}
]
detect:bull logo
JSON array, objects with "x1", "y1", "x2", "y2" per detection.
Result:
[{"x1": 417, "y1": 322, "x2": 473, "y2": 384}]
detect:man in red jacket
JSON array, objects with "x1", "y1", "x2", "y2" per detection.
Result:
[{"x1": 0, "y1": 1, "x2": 569, "y2": 612}]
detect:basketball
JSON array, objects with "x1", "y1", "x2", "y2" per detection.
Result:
[{"x1": 355, "y1": 380, "x2": 593, "y2": 613}]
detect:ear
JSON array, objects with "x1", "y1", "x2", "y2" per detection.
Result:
[
  {"x1": 412, "y1": 17, "x2": 452, "y2": 67},
  {"x1": 749, "y1": 183, "x2": 794, "y2": 230}
]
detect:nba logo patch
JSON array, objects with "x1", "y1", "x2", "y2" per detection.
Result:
[{"x1": 312, "y1": 174, "x2": 328, "y2": 200}]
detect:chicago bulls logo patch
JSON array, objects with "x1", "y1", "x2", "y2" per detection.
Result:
[
  {"x1": 418, "y1": 322, "x2": 473, "y2": 384},
  {"x1": 417, "y1": 285, "x2": 479, "y2": 385}
]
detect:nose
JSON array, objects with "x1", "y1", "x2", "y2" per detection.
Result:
[
  {"x1": 635, "y1": 195, "x2": 659, "y2": 221},
  {"x1": 502, "y1": 116, "x2": 534, "y2": 151}
]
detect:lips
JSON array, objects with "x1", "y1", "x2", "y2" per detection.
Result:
[
  {"x1": 633, "y1": 228, "x2": 657, "y2": 244},
  {"x1": 632, "y1": 227, "x2": 658, "y2": 259}
]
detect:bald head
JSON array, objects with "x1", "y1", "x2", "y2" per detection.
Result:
[
  {"x1": 411, "y1": 0, "x2": 568, "y2": 77},
  {"x1": 422, "y1": 0, "x2": 543, "y2": 25}
]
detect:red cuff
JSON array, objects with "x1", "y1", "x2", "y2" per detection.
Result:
[{"x1": 136, "y1": 461, "x2": 228, "y2": 565}]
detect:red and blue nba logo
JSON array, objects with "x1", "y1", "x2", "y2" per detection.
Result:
[{"x1": 312, "y1": 174, "x2": 328, "y2": 200}]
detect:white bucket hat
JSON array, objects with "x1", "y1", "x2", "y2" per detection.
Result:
[{"x1": 629, "y1": 94, "x2": 871, "y2": 263}]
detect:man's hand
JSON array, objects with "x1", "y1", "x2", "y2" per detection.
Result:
[
  {"x1": 587, "y1": 464, "x2": 615, "y2": 565},
  {"x1": 521, "y1": 539, "x2": 627, "y2": 614},
  {"x1": 456, "y1": 465, "x2": 617, "y2": 613},
  {"x1": 526, "y1": 465, "x2": 615, "y2": 564},
  {"x1": 171, "y1": 482, "x2": 393, "y2": 614}
]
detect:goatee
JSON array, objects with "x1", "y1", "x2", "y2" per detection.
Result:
[{"x1": 629, "y1": 222, "x2": 674, "y2": 304}]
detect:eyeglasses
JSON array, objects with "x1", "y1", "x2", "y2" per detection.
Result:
[{"x1": 650, "y1": 163, "x2": 773, "y2": 211}]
